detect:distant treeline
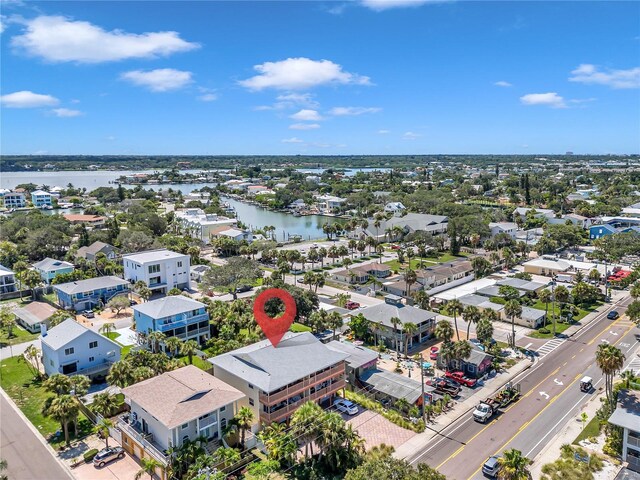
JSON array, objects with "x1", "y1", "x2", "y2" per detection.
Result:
[{"x1": 0, "y1": 154, "x2": 636, "y2": 171}]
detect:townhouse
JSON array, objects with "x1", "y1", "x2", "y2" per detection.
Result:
[
  {"x1": 123, "y1": 249, "x2": 190, "y2": 294},
  {"x1": 54, "y1": 276, "x2": 130, "y2": 311},
  {"x1": 133, "y1": 296, "x2": 210, "y2": 345}
]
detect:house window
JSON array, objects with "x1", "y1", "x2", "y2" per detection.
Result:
[
  {"x1": 50, "y1": 359, "x2": 54, "y2": 366},
  {"x1": 248, "y1": 383, "x2": 254, "y2": 389},
  {"x1": 89, "y1": 341, "x2": 98, "y2": 349},
  {"x1": 220, "y1": 418, "x2": 227, "y2": 429},
  {"x1": 249, "y1": 398, "x2": 255, "y2": 406},
  {"x1": 148, "y1": 264, "x2": 160, "y2": 274},
  {"x1": 64, "y1": 347, "x2": 74, "y2": 355},
  {"x1": 177, "y1": 261, "x2": 183, "y2": 267},
  {"x1": 181, "y1": 423, "x2": 189, "y2": 430},
  {"x1": 220, "y1": 405, "x2": 226, "y2": 412},
  {"x1": 89, "y1": 356, "x2": 94, "y2": 362}
]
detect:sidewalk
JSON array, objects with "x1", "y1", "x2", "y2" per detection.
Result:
[
  {"x1": 394, "y1": 356, "x2": 534, "y2": 459},
  {"x1": 0, "y1": 338, "x2": 41, "y2": 360}
]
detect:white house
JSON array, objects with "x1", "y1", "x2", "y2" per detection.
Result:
[
  {"x1": 488, "y1": 222, "x2": 518, "y2": 238},
  {"x1": 512, "y1": 207, "x2": 555, "y2": 221},
  {"x1": 31, "y1": 190, "x2": 53, "y2": 208},
  {"x1": 174, "y1": 209, "x2": 237, "y2": 245},
  {"x1": 123, "y1": 249, "x2": 191, "y2": 294},
  {"x1": 314, "y1": 194, "x2": 346, "y2": 213},
  {"x1": 384, "y1": 202, "x2": 406, "y2": 214},
  {"x1": 0, "y1": 265, "x2": 17, "y2": 294},
  {"x1": 41, "y1": 319, "x2": 121, "y2": 378},
  {"x1": 608, "y1": 389, "x2": 640, "y2": 472},
  {"x1": 3, "y1": 192, "x2": 26, "y2": 209}
]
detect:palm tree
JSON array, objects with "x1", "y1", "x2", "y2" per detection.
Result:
[
  {"x1": 403, "y1": 269, "x2": 418, "y2": 301},
  {"x1": 328, "y1": 311, "x2": 343, "y2": 340},
  {"x1": 462, "y1": 305, "x2": 481, "y2": 340},
  {"x1": 504, "y1": 300, "x2": 522, "y2": 349},
  {"x1": 23, "y1": 344, "x2": 42, "y2": 378},
  {"x1": 497, "y1": 448, "x2": 532, "y2": 480},
  {"x1": 234, "y1": 406, "x2": 255, "y2": 449},
  {"x1": 164, "y1": 336, "x2": 182, "y2": 357},
  {"x1": 91, "y1": 392, "x2": 119, "y2": 417},
  {"x1": 412, "y1": 289, "x2": 430, "y2": 310},
  {"x1": 291, "y1": 401, "x2": 322, "y2": 459},
  {"x1": 447, "y1": 299, "x2": 463, "y2": 341},
  {"x1": 134, "y1": 457, "x2": 162, "y2": 480},
  {"x1": 476, "y1": 318, "x2": 494, "y2": 346},
  {"x1": 538, "y1": 289, "x2": 552, "y2": 328},
  {"x1": 147, "y1": 331, "x2": 166, "y2": 354},
  {"x1": 44, "y1": 394, "x2": 79, "y2": 446},
  {"x1": 212, "y1": 446, "x2": 241, "y2": 469},
  {"x1": 630, "y1": 282, "x2": 640, "y2": 300},
  {"x1": 180, "y1": 339, "x2": 199, "y2": 365},
  {"x1": 390, "y1": 316, "x2": 402, "y2": 353},
  {"x1": 596, "y1": 344, "x2": 625, "y2": 407},
  {"x1": 453, "y1": 340, "x2": 472, "y2": 365},
  {"x1": 99, "y1": 322, "x2": 117, "y2": 337},
  {"x1": 403, "y1": 322, "x2": 418, "y2": 355},
  {"x1": 97, "y1": 418, "x2": 114, "y2": 448},
  {"x1": 107, "y1": 360, "x2": 134, "y2": 388},
  {"x1": 434, "y1": 319, "x2": 454, "y2": 343}
]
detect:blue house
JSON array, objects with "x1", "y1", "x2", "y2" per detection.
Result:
[
  {"x1": 33, "y1": 258, "x2": 75, "y2": 285},
  {"x1": 31, "y1": 190, "x2": 53, "y2": 208},
  {"x1": 133, "y1": 296, "x2": 210, "y2": 346},
  {"x1": 589, "y1": 224, "x2": 618, "y2": 240},
  {"x1": 54, "y1": 276, "x2": 130, "y2": 311}
]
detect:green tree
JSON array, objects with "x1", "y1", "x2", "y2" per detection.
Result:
[
  {"x1": 497, "y1": 448, "x2": 532, "y2": 480},
  {"x1": 201, "y1": 257, "x2": 262, "y2": 299},
  {"x1": 626, "y1": 300, "x2": 640, "y2": 325},
  {"x1": 596, "y1": 344, "x2": 625, "y2": 407},
  {"x1": 91, "y1": 392, "x2": 120, "y2": 418},
  {"x1": 164, "y1": 336, "x2": 183, "y2": 357},
  {"x1": 234, "y1": 405, "x2": 255, "y2": 449},
  {"x1": 462, "y1": 305, "x2": 481, "y2": 340},
  {"x1": 403, "y1": 322, "x2": 418, "y2": 355},
  {"x1": 43, "y1": 394, "x2": 79, "y2": 447},
  {"x1": 106, "y1": 295, "x2": 129, "y2": 315},
  {"x1": 97, "y1": 418, "x2": 114, "y2": 448},
  {"x1": 476, "y1": 318, "x2": 494, "y2": 346},
  {"x1": 180, "y1": 339, "x2": 199, "y2": 365},
  {"x1": 134, "y1": 457, "x2": 163, "y2": 480},
  {"x1": 504, "y1": 300, "x2": 522, "y2": 349},
  {"x1": 538, "y1": 289, "x2": 552, "y2": 328},
  {"x1": 447, "y1": 299, "x2": 463, "y2": 341},
  {"x1": 291, "y1": 401, "x2": 322, "y2": 459},
  {"x1": 434, "y1": 319, "x2": 454, "y2": 343},
  {"x1": 0, "y1": 307, "x2": 16, "y2": 339}
]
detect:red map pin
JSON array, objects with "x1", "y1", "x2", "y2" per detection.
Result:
[{"x1": 253, "y1": 288, "x2": 297, "y2": 348}]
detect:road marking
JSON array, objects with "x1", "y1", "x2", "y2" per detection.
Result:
[
  {"x1": 609, "y1": 331, "x2": 619, "y2": 336},
  {"x1": 535, "y1": 338, "x2": 565, "y2": 358},
  {"x1": 554, "y1": 378, "x2": 564, "y2": 386},
  {"x1": 601, "y1": 339, "x2": 610, "y2": 344},
  {"x1": 524, "y1": 343, "x2": 533, "y2": 349},
  {"x1": 620, "y1": 343, "x2": 631, "y2": 348},
  {"x1": 571, "y1": 354, "x2": 576, "y2": 359},
  {"x1": 524, "y1": 366, "x2": 560, "y2": 398},
  {"x1": 539, "y1": 391, "x2": 549, "y2": 399},
  {"x1": 580, "y1": 348, "x2": 584, "y2": 352}
]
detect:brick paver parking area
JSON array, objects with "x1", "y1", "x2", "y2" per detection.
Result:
[
  {"x1": 346, "y1": 410, "x2": 416, "y2": 450},
  {"x1": 72, "y1": 451, "x2": 148, "y2": 480}
]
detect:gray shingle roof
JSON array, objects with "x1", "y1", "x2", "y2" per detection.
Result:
[
  {"x1": 76, "y1": 241, "x2": 116, "y2": 259},
  {"x1": 33, "y1": 258, "x2": 74, "y2": 272},
  {"x1": 496, "y1": 278, "x2": 546, "y2": 292},
  {"x1": 326, "y1": 341, "x2": 378, "y2": 369},
  {"x1": 360, "y1": 369, "x2": 423, "y2": 403},
  {"x1": 457, "y1": 294, "x2": 505, "y2": 312},
  {"x1": 133, "y1": 296, "x2": 205, "y2": 319},
  {"x1": 208, "y1": 332, "x2": 348, "y2": 393},
  {"x1": 476, "y1": 285, "x2": 526, "y2": 298},
  {"x1": 41, "y1": 318, "x2": 119, "y2": 351},
  {"x1": 608, "y1": 389, "x2": 640, "y2": 431},
  {"x1": 520, "y1": 306, "x2": 547, "y2": 321},
  {"x1": 13, "y1": 302, "x2": 59, "y2": 326},
  {"x1": 359, "y1": 303, "x2": 437, "y2": 328},
  {"x1": 53, "y1": 276, "x2": 129, "y2": 295}
]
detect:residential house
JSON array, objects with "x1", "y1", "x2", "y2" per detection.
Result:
[
  {"x1": 417, "y1": 260, "x2": 474, "y2": 290},
  {"x1": 315, "y1": 194, "x2": 346, "y2": 213},
  {"x1": 384, "y1": 202, "x2": 406, "y2": 214},
  {"x1": 33, "y1": 258, "x2": 75, "y2": 285},
  {"x1": 494, "y1": 277, "x2": 547, "y2": 295},
  {"x1": 31, "y1": 190, "x2": 53, "y2": 208},
  {"x1": 174, "y1": 209, "x2": 237, "y2": 244},
  {"x1": 475, "y1": 285, "x2": 527, "y2": 300},
  {"x1": 382, "y1": 278, "x2": 423, "y2": 298},
  {"x1": 357, "y1": 297, "x2": 437, "y2": 352},
  {"x1": 118, "y1": 366, "x2": 245, "y2": 472},
  {"x1": 523, "y1": 257, "x2": 571, "y2": 277},
  {"x1": 355, "y1": 213, "x2": 449, "y2": 242},
  {"x1": 14, "y1": 301, "x2": 60, "y2": 333},
  {"x1": 190, "y1": 265, "x2": 211, "y2": 283},
  {"x1": 333, "y1": 267, "x2": 370, "y2": 284},
  {"x1": 457, "y1": 294, "x2": 505, "y2": 317},
  {"x1": 133, "y1": 296, "x2": 210, "y2": 345},
  {"x1": 360, "y1": 369, "x2": 430, "y2": 406},
  {"x1": 326, "y1": 341, "x2": 378, "y2": 385},
  {"x1": 622, "y1": 202, "x2": 640, "y2": 218},
  {"x1": 365, "y1": 263, "x2": 392, "y2": 278},
  {"x1": 54, "y1": 276, "x2": 130, "y2": 311},
  {"x1": 608, "y1": 389, "x2": 640, "y2": 472},
  {"x1": 436, "y1": 342, "x2": 493, "y2": 379},
  {"x1": 3, "y1": 192, "x2": 26, "y2": 209},
  {"x1": 488, "y1": 222, "x2": 518, "y2": 238},
  {"x1": 209, "y1": 226, "x2": 253, "y2": 243},
  {"x1": 209, "y1": 332, "x2": 348, "y2": 427},
  {"x1": 123, "y1": 249, "x2": 191, "y2": 294},
  {"x1": 75, "y1": 241, "x2": 118, "y2": 262},
  {"x1": 0, "y1": 265, "x2": 17, "y2": 294},
  {"x1": 41, "y1": 318, "x2": 121, "y2": 377},
  {"x1": 63, "y1": 214, "x2": 106, "y2": 228},
  {"x1": 512, "y1": 207, "x2": 555, "y2": 221}
]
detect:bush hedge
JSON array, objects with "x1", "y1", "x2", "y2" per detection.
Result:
[{"x1": 83, "y1": 449, "x2": 98, "y2": 462}]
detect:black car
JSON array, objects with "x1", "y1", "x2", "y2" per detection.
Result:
[
  {"x1": 235, "y1": 285, "x2": 253, "y2": 293},
  {"x1": 607, "y1": 310, "x2": 619, "y2": 320},
  {"x1": 93, "y1": 446, "x2": 125, "y2": 468}
]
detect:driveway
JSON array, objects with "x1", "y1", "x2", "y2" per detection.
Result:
[
  {"x1": 72, "y1": 449, "x2": 144, "y2": 480},
  {"x1": 344, "y1": 409, "x2": 417, "y2": 450}
]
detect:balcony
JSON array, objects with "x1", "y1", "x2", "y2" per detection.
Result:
[
  {"x1": 259, "y1": 364, "x2": 344, "y2": 405},
  {"x1": 117, "y1": 416, "x2": 169, "y2": 466},
  {"x1": 157, "y1": 314, "x2": 209, "y2": 333},
  {"x1": 67, "y1": 360, "x2": 114, "y2": 378}
]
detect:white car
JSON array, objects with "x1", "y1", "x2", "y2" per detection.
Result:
[{"x1": 334, "y1": 398, "x2": 359, "y2": 415}]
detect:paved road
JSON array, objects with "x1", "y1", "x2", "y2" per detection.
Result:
[
  {"x1": 407, "y1": 294, "x2": 638, "y2": 480},
  {"x1": 0, "y1": 394, "x2": 73, "y2": 480}
]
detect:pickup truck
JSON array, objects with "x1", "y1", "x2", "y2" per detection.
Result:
[
  {"x1": 433, "y1": 379, "x2": 461, "y2": 397},
  {"x1": 473, "y1": 383, "x2": 521, "y2": 423},
  {"x1": 445, "y1": 370, "x2": 477, "y2": 388}
]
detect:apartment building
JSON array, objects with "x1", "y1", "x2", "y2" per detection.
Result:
[
  {"x1": 133, "y1": 296, "x2": 210, "y2": 345},
  {"x1": 3, "y1": 192, "x2": 26, "y2": 209},
  {"x1": 123, "y1": 249, "x2": 190, "y2": 294}
]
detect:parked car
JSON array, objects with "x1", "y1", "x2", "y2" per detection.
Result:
[
  {"x1": 391, "y1": 244, "x2": 401, "y2": 250},
  {"x1": 235, "y1": 285, "x2": 253, "y2": 293},
  {"x1": 83, "y1": 310, "x2": 95, "y2": 319},
  {"x1": 429, "y1": 346, "x2": 439, "y2": 360},
  {"x1": 345, "y1": 301, "x2": 361, "y2": 310},
  {"x1": 334, "y1": 398, "x2": 359, "y2": 415},
  {"x1": 93, "y1": 446, "x2": 125, "y2": 468},
  {"x1": 129, "y1": 300, "x2": 138, "y2": 306},
  {"x1": 445, "y1": 370, "x2": 477, "y2": 387},
  {"x1": 607, "y1": 310, "x2": 619, "y2": 320},
  {"x1": 482, "y1": 456, "x2": 501, "y2": 477}
]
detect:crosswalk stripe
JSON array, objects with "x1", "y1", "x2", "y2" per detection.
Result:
[{"x1": 535, "y1": 338, "x2": 565, "y2": 358}]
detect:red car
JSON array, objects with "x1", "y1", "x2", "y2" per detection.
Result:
[
  {"x1": 391, "y1": 244, "x2": 401, "y2": 250},
  {"x1": 345, "y1": 301, "x2": 361, "y2": 310},
  {"x1": 445, "y1": 370, "x2": 477, "y2": 388},
  {"x1": 429, "y1": 346, "x2": 439, "y2": 360}
]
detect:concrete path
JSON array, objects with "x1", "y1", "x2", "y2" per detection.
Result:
[{"x1": 0, "y1": 338, "x2": 41, "y2": 360}]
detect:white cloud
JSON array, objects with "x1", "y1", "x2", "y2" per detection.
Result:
[
  {"x1": 520, "y1": 92, "x2": 567, "y2": 108},
  {"x1": 239, "y1": 57, "x2": 371, "y2": 91},
  {"x1": 255, "y1": 93, "x2": 319, "y2": 111},
  {"x1": 290, "y1": 123, "x2": 321, "y2": 130},
  {"x1": 282, "y1": 137, "x2": 304, "y2": 143},
  {"x1": 290, "y1": 109, "x2": 323, "y2": 121},
  {"x1": 11, "y1": 15, "x2": 199, "y2": 63},
  {"x1": 51, "y1": 107, "x2": 83, "y2": 117},
  {"x1": 360, "y1": 0, "x2": 441, "y2": 11},
  {"x1": 106, "y1": 135, "x2": 116, "y2": 141},
  {"x1": 377, "y1": 129, "x2": 390, "y2": 134},
  {"x1": 569, "y1": 64, "x2": 640, "y2": 89},
  {"x1": 403, "y1": 131, "x2": 422, "y2": 140},
  {"x1": 494, "y1": 81, "x2": 512, "y2": 87},
  {"x1": 329, "y1": 106, "x2": 381, "y2": 116},
  {"x1": 198, "y1": 93, "x2": 218, "y2": 102},
  {"x1": 120, "y1": 68, "x2": 193, "y2": 92},
  {"x1": 0, "y1": 90, "x2": 59, "y2": 108}
]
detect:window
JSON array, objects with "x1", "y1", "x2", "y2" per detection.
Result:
[
  {"x1": 248, "y1": 383, "x2": 254, "y2": 389},
  {"x1": 221, "y1": 418, "x2": 227, "y2": 429},
  {"x1": 181, "y1": 423, "x2": 189, "y2": 430},
  {"x1": 220, "y1": 405, "x2": 226, "y2": 412},
  {"x1": 50, "y1": 359, "x2": 54, "y2": 367},
  {"x1": 64, "y1": 347, "x2": 74, "y2": 355},
  {"x1": 249, "y1": 398, "x2": 255, "y2": 406},
  {"x1": 177, "y1": 261, "x2": 183, "y2": 267},
  {"x1": 89, "y1": 341, "x2": 98, "y2": 349},
  {"x1": 149, "y1": 264, "x2": 160, "y2": 274},
  {"x1": 89, "y1": 356, "x2": 95, "y2": 362}
]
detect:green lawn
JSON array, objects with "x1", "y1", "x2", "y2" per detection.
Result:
[
  {"x1": 527, "y1": 300, "x2": 604, "y2": 339},
  {"x1": 102, "y1": 332, "x2": 121, "y2": 341},
  {"x1": 0, "y1": 356, "x2": 93, "y2": 445},
  {"x1": 0, "y1": 325, "x2": 39, "y2": 347},
  {"x1": 176, "y1": 354, "x2": 211, "y2": 371},
  {"x1": 43, "y1": 292, "x2": 58, "y2": 305},
  {"x1": 573, "y1": 415, "x2": 601, "y2": 444},
  {"x1": 290, "y1": 323, "x2": 312, "y2": 333},
  {"x1": 385, "y1": 253, "x2": 468, "y2": 272}
]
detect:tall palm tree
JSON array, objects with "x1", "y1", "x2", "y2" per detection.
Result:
[
  {"x1": 462, "y1": 305, "x2": 481, "y2": 340},
  {"x1": 630, "y1": 282, "x2": 640, "y2": 300},
  {"x1": 328, "y1": 311, "x2": 343, "y2": 340},
  {"x1": 164, "y1": 336, "x2": 183, "y2": 357},
  {"x1": 390, "y1": 316, "x2": 402, "y2": 353},
  {"x1": 497, "y1": 448, "x2": 532, "y2": 480},
  {"x1": 107, "y1": 360, "x2": 134, "y2": 388},
  {"x1": 180, "y1": 339, "x2": 199, "y2": 365},
  {"x1": 412, "y1": 289, "x2": 430, "y2": 310},
  {"x1": 234, "y1": 406, "x2": 255, "y2": 449},
  {"x1": 212, "y1": 446, "x2": 241, "y2": 469},
  {"x1": 97, "y1": 418, "x2": 114, "y2": 448},
  {"x1": 403, "y1": 269, "x2": 418, "y2": 301},
  {"x1": 44, "y1": 394, "x2": 79, "y2": 446},
  {"x1": 447, "y1": 299, "x2": 463, "y2": 341},
  {"x1": 596, "y1": 344, "x2": 625, "y2": 407},
  {"x1": 291, "y1": 401, "x2": 322, "y2": 459},
  {"x1": 476, "y1": 318, "x2": 494, "y2": 346},
  {"x1": 538, "y1": 289, "x2": 552, "y2": 329},
  {"x1": 403, "y1": 322, "x2": 418, "y2": 355},
  {"x1": 134, "y1": 457, "x2": 163, "y2": 480},
  {"x1": 91, "y1": 392, "x2": 119, "y2": 418},
  {"x1": 147, "y1": 331, "x2": 166, "y2": 354},
  {"x1": 434, "y1": 319, "x2": 454, "y2": 344},
  {"x1": 504, "y1": 300, "x2": 522, "y2": 349}
]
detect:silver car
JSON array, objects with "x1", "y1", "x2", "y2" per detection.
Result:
[{"x1": 93, "y1": 446, "x2": 125, "y2": 468}]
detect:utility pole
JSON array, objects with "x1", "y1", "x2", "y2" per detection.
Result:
[
  {"x1": 420, "y1": 352, "x2": 426, "y2": 424},
  {"x1": 551, "y1": 280, "x2": 556, "y2": 337}
]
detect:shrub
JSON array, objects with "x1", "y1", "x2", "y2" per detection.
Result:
[
  {"x1": 538, "y1": 328, "x2": 550, "y2": 334},
  {"x1": 84, "y1": 449, "x2": 98, "y2": 462}
]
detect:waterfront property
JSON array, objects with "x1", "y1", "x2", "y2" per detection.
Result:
[
  {"x1": 123, "y1": 249, "x2": 191, "y2": 294},
  {"x1": 54, "y1": 275, "x2": 130, "y2": 311},
  {"x1": 2, "y1": 192, "x2": 26, "y2": 209},
  {"x1": 174, "y1": 208, "x2": 237, "y2": 244},
  {"x1": 41, "y1": 318, "x2": 121, "y2": 377},
  {"x1": 30, "y1": 190, "x2": 53, "y2": 208},
  {"x1": 119, "y1": 366, "x2": 245, "y2": 471},
  {"x1": 133, "y1": 296, "x2": 210, "y2": 345},
  {"x1": 32, "y1": 257, "x2": 75, "y2": 285},
  {"x1": 355, "y1": 213, "x2": 449, "y2": 242},
  {"x1": 13, "y1": 301, "x2": 60, "y2": 333},
  {"x1": 62, "y1": 213, "x2": 106, "y2": 228},
  {"x1": 314, "y1": 194, "x2": 347, "y2": 213},
  {"x1": 209, "y1": 332, "x2": 348, "y2": 427},
  {"x1": 608, "y1": 389, "x2": 640, "y2": 472},
  {"x1": 0, "y1": 265, "x2": 17, "y2": 294}
]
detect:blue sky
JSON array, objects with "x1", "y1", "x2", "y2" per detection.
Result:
[{"x1": 1, "y1": 0, "x2": 639, "y2": 155}]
